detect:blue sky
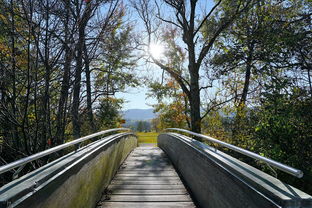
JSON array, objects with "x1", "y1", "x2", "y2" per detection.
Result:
[
  {"x1": 116, "y1": 86, "x2": 157, "y2": 110},
  {"x1": 116, "y1": 0, "x2": 215, "y2": 110}
]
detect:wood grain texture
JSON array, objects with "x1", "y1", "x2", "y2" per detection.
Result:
[
  {"x1": 97, "y1": 202, "x2": 196, "y2": 208},
  {"x1": 96, "y1": 147, "x2": 196, "y2": 208}
]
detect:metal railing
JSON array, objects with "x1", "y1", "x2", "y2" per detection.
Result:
[
  {"x1": 0, "y1": 128, "x2": 131, "y2": 176},
  {"x1": 166, "y1": 128, "x2": 303, "y2": 178}
]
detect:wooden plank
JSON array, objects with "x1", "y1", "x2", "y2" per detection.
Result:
[
  {"x1": 118, "y1": 170, "x2": 176, "y2": 173},
  {"x1": 125, "y1": 160, "x2": 170, "y2": 164},
  {"x1": 126, "y1": 157, "x2": 170, "y2": 161},
  {"x1": 123, "y1": 161, "x2": 170, "y2": 165},
  {"x1": 135, "y1": 147, "x2": 160, "y2": 150},
  {"x1": 112, "y1": 177, "x2": 181, "y2": 182},
  {"x1": 117, "y1": 172, "x2": 178, "y2": 177},
  {"x1": 124, "y1": 161, "x2": 171, "y2": 165},
  {"x1": 121, "y1": 164, "x2": 172, "y2": 169},
  {"x1": 122, "y1": 165, "x2": 171, "y2": 169},
  {"x1": 119, "y1": 167, "x2": 174, "y2": 171},
  {"x1": 129, "y1": 152, "x2": 164, "y2": 156},
  {"x1": 117, "y1": 169, "x2": 178, "y2": 175},
  {"x1": 121, "y1": 163, "x2": 172, "y2": 166},
  {"x1": 128, "y1": 154, "x2": 165, "y2": 158},
  {"x1": 112, "y1": 176, "x2": 180, "y2": 181},
  {"x1": 131, "y1": 150, "x2": 164, "y2": 154},
  {"x1": 130, "y1": 150, "x2": 163, "y2": 153},
  {"x1": 108, "y1": 184, "x2": 186, "y2": 190},
  {"x1": 138, "y1": 143, "x2": 157, "y2": 147},
  {"x1": 130, "y1": 149, "x2": 163, "y2": 152},
  {"x1": 130, "y1": 150, "x2": 164, "y2": 153},
  {"x1": 110, "y1": 180, "x2": 183, "y2": 185},
  {"x1": 103, "y1": 195, "x2": 192, "y2": 202},
  {"x1": 127, "y1": 156, "x2": 166, "y2": 159},
  {"x1": 120, "y1": 167, "x2": 174, "y2": 170},
  {"x1": 128, "y1": 155, "x2": 165, "y2": 157},
  {"x1": 97, "y1": 202, "x2": 196, "y2": 208},
  {"x1": 128, "y1": 150, "x2": 163, "y2": 155},
  {"x1": 109, "y1": 190, "x2": 189, "y2": 195},
  {"x1": 96, "y1": 147, "x2": 196, "y2": 208}
]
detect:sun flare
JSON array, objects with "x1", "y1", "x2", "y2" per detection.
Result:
[{"x1": 149, "y1": 43, "x2": 164, "y2": 59}]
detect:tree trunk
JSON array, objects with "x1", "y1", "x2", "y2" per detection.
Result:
[
  {"x1": 56, "y1": 47, "x2": 72, "y2": 144},
  {"x1": 189, "y1": 94, "x2": 201, "y2": 133},
  {"x1": 41, "y1": 1, "x2": 51, "y2": 151},
  {"x1": 21, "y1": 5, "x2": 33, "y2": 154},
  {"x1": 187, "y1": 25, "x2": 201, "y2": 133},
  {"x1": 239, "y1": 60, "x2": 252, "y2": 107},
  {"x1": 84, "y1": 43, "x2": 96, "y2": 133},
  {"x1": 72, "y1": 3, "x2": 93, "y2": 139},
  {"x1": 72, "y1": 34, "x2": 84, "y2": 139},
  {"x1": 183, "y1": 95, "x2": 191, "y2": 129},
  {"x1": 189, "y1": 68, "x2": 201, "y2": 133},
  {"x1": 56, "y1": 1, "x2": 72, "y2": 145},
  {"x1": 10, "y1": 0, "x2": 19, "y2": 149},
  {"x1": 239, "y1": 43, "x2": 254, "y2": 107},
  {"x1": 232, "y1": 42, "x2": 254, "y2": 142},
  {"x1": 307, "y1": 67, "x2": 312, "y2": 97}
]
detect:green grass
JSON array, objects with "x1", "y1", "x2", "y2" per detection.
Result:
[{"x1": 137, "y1": 132, "x2": 159, "y2": 144}]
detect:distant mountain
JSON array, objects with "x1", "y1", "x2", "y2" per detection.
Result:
[{"x1": 123, "y1": 109, "x2": 156, "y2": 121}]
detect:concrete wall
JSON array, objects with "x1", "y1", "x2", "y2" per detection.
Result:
[
  {"x1": 0, "y1": 133, "x2": 137, "y2": 208},
  {"x1": 158, "y1": 133, "x2": 312, "y2": 208}
]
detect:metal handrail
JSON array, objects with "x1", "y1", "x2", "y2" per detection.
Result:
[
  {"x1": 0, "y1": 128, "x2": 131, "y2": 175},
  {"x1": 166, "y1": 128, "x2": 303, "y2": 178}
]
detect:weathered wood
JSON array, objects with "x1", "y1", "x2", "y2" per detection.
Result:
[
  {"x1": 109, "y1": 190, "x2": 189, "y2": 195},
  {"x1": 108, "y1": 184, "x2": 186, "y2": 190},
  {"x1": 119, "y1": 167, "x2": 174, "y2": 171},
  {"x1": 122, "y1": 161, "x2": 171, "y2": 165},
  {"x1": 102, "y1": 195, "x2": 192, "y2": 202},
  {"x1": 126, "y1": 157, "x2": 169, "y2": 161},
  {"x1": 112, "y1": 176, "x2": 180, "y2": 181},
  {"x1": 116, "y1": 172, "x2": 178, "y2": 177},
  {"x1": 110, "y1": 180, "x2": 183, "y2": 185},
  {"x1": 96, "y1": 147, "x2": 196, "y2": 208},
  {"x1": 97, "y1": 202, "x2": 196, "y2": 208}
]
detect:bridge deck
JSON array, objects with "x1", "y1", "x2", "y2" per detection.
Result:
[{"x1": 96, "y1": 147, "x2": 196, "y2": 208}]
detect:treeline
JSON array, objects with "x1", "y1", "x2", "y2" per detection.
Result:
[
  {"x1": 136, "y1": 0, "x2": 311, "y2": 193},
  {"x1": 123, "y1": 120, "x2": 152, "y2": 132},
  {"x1": 0, "y1": 0, "x2": 137, "y2": 181}
]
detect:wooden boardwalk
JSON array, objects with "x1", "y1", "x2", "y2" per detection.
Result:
[{"x1": 96, "y1": 147, "x2": 196, "y2": 208}]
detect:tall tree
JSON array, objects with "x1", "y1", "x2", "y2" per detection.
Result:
[
  {"x1": 205, "y1": 0, "x2": 312, "y2": 194},
  {"x1": 55, "y1": 0, "x2": 74, "y2": 145},
  {"x1": 0, "y1": 0, "x2": 139, "y2": 183},
  {"x1": 133, "y1": 0, "x2": 252, "y2": 133},
  {"x1": 71, "y1": 0, "x2": 94, "y2": 139}
]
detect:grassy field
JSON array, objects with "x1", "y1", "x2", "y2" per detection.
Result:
[{"x1": 136, "y1": 132, "x2": 159, "y2": 144}]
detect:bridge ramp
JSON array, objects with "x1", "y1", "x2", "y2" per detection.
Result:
[{"x1": 96, "y1": 147, "x2": 196, "y2": 208}]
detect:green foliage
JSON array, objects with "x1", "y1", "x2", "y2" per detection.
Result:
[
  {"x1": 154, "y1": 100, "x2": 188, "y2": 130},
  {"x1": 148, "y1": 77, "x2": 189, "y2": 131},
  {"x1": 95, "y1": 97, "x2": 124, "y2": 129},
  {"x1": 93, "y1": 16, "x2": 139, "y2": 103},
  {"x1": 231, "y1": 105, "x2": 259, "y2": 150},
  {"x1": 150, "y1": 117, "x2": 161, "y2": 132},
  {"x1": 136, "y1": 120, "x2": 151, "y2": 132},
  {"x1": 253, "y1": 85, "x2": 312, "y2": 193},
  {"x1": 202, "y1": 110, "x2": 229, "y2": 140},
  {"x1": 0, "y1": 1, "x2": 138, "y2": 186},
  {"x1": 204, "y1": 0, "x2": 312, "y2": 194}
]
